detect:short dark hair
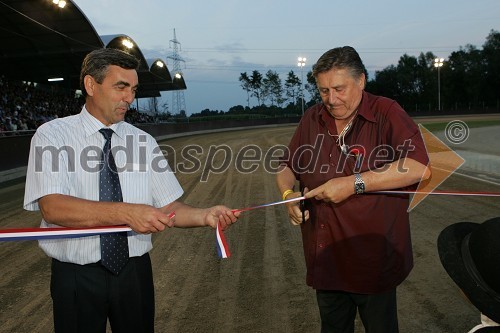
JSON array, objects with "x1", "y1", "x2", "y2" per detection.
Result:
[
  {"x1": 312, "y1": 46, "x2": 368, "y2": 81},
  {"x1": 79, "y1": 48, "x2": 140, "y2": 96}
]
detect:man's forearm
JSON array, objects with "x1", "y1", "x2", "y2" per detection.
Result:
[
  {"x1": 38, "y1": 193, "x2": 131, "y2": 228},
  {"x1": 276, "y1": 165, "x2": 298, "y2": 197},
  {"x1": 160, "y1": 201, "x2": 208, "y2": 228},
  {"x1": 361, "y1": 158, "x2": 431, "y2": 193}
]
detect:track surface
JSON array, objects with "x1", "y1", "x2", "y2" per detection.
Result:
[{"x1": 1, "y1": 122, "x2": 500, "y2": 332}]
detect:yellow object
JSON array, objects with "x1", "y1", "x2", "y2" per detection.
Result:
[{"x1": 282, "y1": 189, "x2": 294, "y2": 201}]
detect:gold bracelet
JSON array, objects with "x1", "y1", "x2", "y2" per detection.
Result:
[{"x1": 282, "y1": 189, "x2": 294, "y2": 201}]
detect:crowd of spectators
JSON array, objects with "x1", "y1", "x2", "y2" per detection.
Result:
[
  {"x1": 125, "y1": 107, "x2": 155, "y2": 124},
  {"x1": 0, "y1": 76, "x2": 155, "y2": 136},
  {"x1": 0, "y1": 76, "x2": 83, "y2": 136}
]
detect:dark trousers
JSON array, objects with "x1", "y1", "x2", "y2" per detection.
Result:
[
  {"x1": 316, "y1": 289, "x2": 399, "y2": 333},
  {"x1": 51, "y1": 253, "x2": 155, "y2": 333}
]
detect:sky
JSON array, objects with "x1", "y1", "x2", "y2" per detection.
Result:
[{"x1": 73, "y1": 0, "x2": 499, "y2": 115}]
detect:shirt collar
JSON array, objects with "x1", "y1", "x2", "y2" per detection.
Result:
[
  {"x1": 318, "y1": 104, "x2": 335, "y2": 132},
  {"x1": 357, "y1": 91, "x2": 376, "y2": 123},
  {"x1": 80, "y1": 105, "x2": 125, "y2": 139}
]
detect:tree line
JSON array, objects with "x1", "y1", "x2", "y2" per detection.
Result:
[
  {"x1": 367, "y1": 29, "x2": 499, "y2": 113},
  {"x1": 190, "y1": 29, "x2": 499, "y2": 118}
]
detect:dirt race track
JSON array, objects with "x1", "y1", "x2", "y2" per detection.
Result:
[{"x1": 1, "y1": 121, "x2": 500, "y2": 333}]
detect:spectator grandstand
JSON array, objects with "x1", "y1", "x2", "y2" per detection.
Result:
[
  {"x1": 0, "y1": 75, "x2": 81, "y2": 135},
  {"x1": 0, "y1": 0, "x2": 182, "y2": 136},
  {"x1": 0, "y1": 75, "x2": 157, "y2": 136}
]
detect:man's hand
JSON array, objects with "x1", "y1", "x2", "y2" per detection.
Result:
[
  {"x1": 124, "y1": 204, "x2": 176, "y2": 234},
  {"x1": 285, "y1": 191, "x2": 309, "y2": 226},
  {"x1": 38, "y1": 194, "x2": 176, "y2": 234},
  {"x1": 304, "y1": 177, "x2": 354, "y2": 204},
  {"x1": 204, "y1": 205, "x2": 240, "y2": 230}
]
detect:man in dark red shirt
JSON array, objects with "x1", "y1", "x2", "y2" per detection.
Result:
[{"x1": 276, "y1": 46, "x2": 430, "y2": 333}]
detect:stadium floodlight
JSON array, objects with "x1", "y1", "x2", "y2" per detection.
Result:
[
  {"x1": 434, "y1": 58, "x2": 445, "y2": 111},
  {"x1": 297, "y1": 57, "x2": 307, "y2": 116},
  {"x1": 122, "y1": 39, "x2": 134, "y2": 49},
  {"x1": 51, "y1": 0, "x2": 66, "y2": 8},
  {"x1": 433, "y1": 58, "x2": 445, "y2": 68}
]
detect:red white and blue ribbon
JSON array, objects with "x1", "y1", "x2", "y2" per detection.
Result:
[
  {"x1": 215, "y1": 196, "x2": 306, "y2": 258},
  {"x1": 215, "y1": 222, "x2": 231, "y2": 258},
  {"x1": 216, "y1": 190, "x2": 500, "y2": 258},
  {"x1": 0, "y1": 212, "x2": 175, "y2": 242},
  {"x1": 374, "y1": 189, "x2": 500, "y2": 197},
  {"x1": 231, "y1": 196, "x2": 305, "y2": 214},
  {"x1": 0, "y1": 225, "x2": 132, "y2": 242}
]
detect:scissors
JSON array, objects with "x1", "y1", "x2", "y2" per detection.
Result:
[{"x1": 300, "y1": 188, "x2": 306, "y2": 224}]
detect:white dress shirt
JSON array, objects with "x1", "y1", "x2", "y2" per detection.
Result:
[{"x1": 24, "y1": 106, "x2": 183, "y2": 264}]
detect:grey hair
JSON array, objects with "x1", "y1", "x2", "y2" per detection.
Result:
[
  {"x1": 312, "y1": 46, "x2": 368, "y2": 81},
  {"x1": 80, "y1": 48, "x2": 140, "y2": 96}
]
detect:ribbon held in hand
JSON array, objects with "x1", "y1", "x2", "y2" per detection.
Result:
[{"x1": 216, "y1": 196, "x2": 306, "y2": 259}]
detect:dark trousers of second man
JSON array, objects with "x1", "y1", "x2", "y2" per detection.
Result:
[{"x1": 316, "y1": 289, "x2": 399, "y2": 333}]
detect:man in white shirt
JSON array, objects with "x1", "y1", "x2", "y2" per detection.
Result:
[{"x1": 24, "y1": 48, "x2": 238, "y2": 333}]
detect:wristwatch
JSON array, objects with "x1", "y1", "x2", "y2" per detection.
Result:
[{"x1": 354, "y1": 173, "x2": 365, "y2": 194}]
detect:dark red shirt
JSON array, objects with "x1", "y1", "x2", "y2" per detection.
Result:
[{"x1": 283, "y1": 91, "x2": 429, "y2": 294}]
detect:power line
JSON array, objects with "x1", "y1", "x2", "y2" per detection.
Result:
[
  {"x1": 182, "y1": 46, "x2": 463, "y2": 53},
  {"x1": 166, "y1": 29, "x2": 186, "y2": 115}
]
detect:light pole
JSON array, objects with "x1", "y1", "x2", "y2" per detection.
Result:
[
  {"x1": 297, "y1": 57, "x2": 306, "y2": 115},
  {"x1": 434, "y1": 57, "x2": 444, "y2": 111}
]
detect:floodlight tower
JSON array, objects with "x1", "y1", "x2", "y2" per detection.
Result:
[
  {"x1": 167, "y1": 29, "x2": 186, "y2": 116},
  {"x1": 297, "y1": 57, "x2": 306, "y2": 116},
  {"x1": 434, "y1": 58, "x2": 444, "y2": 111}
]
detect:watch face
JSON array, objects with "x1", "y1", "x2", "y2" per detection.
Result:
[{"x1": 355, "y1": 174, "x2": 365, "y2": 194}]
